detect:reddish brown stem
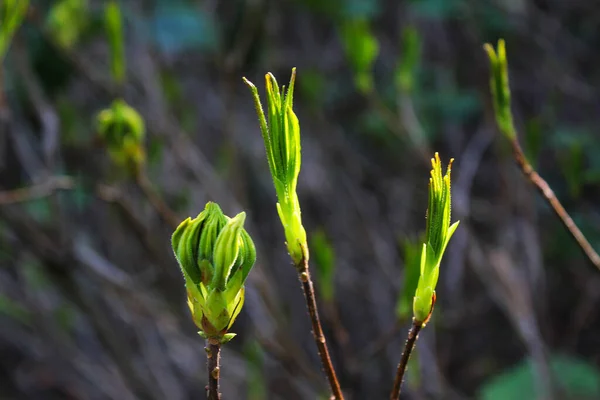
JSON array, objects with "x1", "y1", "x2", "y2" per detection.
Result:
[
  {"x1": 510, "y1": 139, "x2": 600, "y2": 270},
  {"x1": 297, "y1": 258, "x2": 344, "y2": 399},
  {"x1": 206, "y1": 340, "x2": 221, "y2": 400},
  {"x1": 390, "y1": 320, "x2": 422, "y2": 400}
]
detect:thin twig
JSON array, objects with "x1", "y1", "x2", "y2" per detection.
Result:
[
  {"x1": 509, "y1": 139, "x2": 600, "y2": 270},
  {"x1": 206, "y1": 340, "x2": 221, "y2": 400},
  {"x1": 390, "y1": 319, "x2": 422, "y2": 400},
  {"x1": 134, "y1": 172, "x2": 180, "y2": 230},
  {"x1": 0, "y1": 176, "x2": 73, "y2": 205},
  {"x1": 296, "y1": 257, "x2": 345, "y2": 400}
]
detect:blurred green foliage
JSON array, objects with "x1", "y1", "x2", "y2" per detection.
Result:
[
  {"x1": 396, "y1": 237, "x2": 422, "y2": 320},
  {"x1": 338, "y1": 18, "x2": 379, "y2": 93},
  {"x1": 310, "y1": 229, "x2": 336, "y2": 303},
  {"x1": 96, "y1": 99, "x2": 146, "y2": 174},
  {"x1": 46, "y1": 0, "x2": 89, "y2": 49},
  {"x1": 0, "y1": 0, "x2": 29, "y2": 62},
  {"x1": 244, "y1": 340, "x2": 267, "y2": 400},
  {"x1": 104, "y1": 0, "x2": 125, "y2": 84},
  {"x1": 395, "y1": 26, "x2": 421, "y2": 95},
  {"x1": 480, "y1": 355, "x2": 600, "y2": 400},
  {"x1": 0, "y1": 294, "x2": 31, "y2": 324}
]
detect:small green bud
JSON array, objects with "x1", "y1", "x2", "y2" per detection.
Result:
[
  {"x1": 46, "y1": 0, "x2": 89, "y2": 50},
  {"x1": 97, "y1": 99, "x2": 146, "y2": 174},
  {"x1": 171, "y1": 202, "x2": 256, "y2": 340},
  {"x1": 484, "y1": 39, "x2": 516, "y2": 140},
  {"x1": 413, "y1": 153, "x2": 460, "y2": 324},
  {"x1": 243, "y1": 69, "x2": 307, "y2": 264}
]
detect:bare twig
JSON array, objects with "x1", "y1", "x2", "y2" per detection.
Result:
[
  {"x1": 0, "y1": 176, "x2": 73, "y2": 205},
  {"x1": 390, "y1": 320, "x2": 423, "y2": 400},
  {"x1": 296, "y1": 257, "x2": 345, "y2": 400},
  {"x1": 134, "y1": 172, "x2": 180, "y2": 230},
  {"x1": 206, "y1": 340, "x2": 221, "y2": 400},
  {"x1": 509, "y1": 139, "x2": 600, "y2": 270}
]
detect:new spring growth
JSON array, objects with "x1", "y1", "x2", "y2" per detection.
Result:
[
  {"x1": 413, "y1": 153, "x2": 460, "y2": 324},
  {"x1": 243, "y1": 69, "x2": 307, "y2": 265},
  {"x1": 96, "y1": 99, "x2": 145, "y2": 175},
  {"x1": 484, "y1": 39, "x2": 516, "y2": 140},
  {"x1": 0, "y1": 0, "x2": 29, "y2": 62},
  {"x1": 172, "y1": 202, "x2": 256, "y2": 342}
]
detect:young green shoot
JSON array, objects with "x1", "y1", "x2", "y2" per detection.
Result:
[
  {"x1": 391, "y1": 153, "x2": 459, "y2": 399},
  {"x1": 172, "y1": 202, "x2": 257, "y2": 400},
  {"x1": 243, "y1": 69, "x2": 344, "y2": 400}
]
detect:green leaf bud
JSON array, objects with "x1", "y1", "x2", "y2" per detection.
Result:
[
  {"x1": 484, "y1": 39, "x2": 516, "y2": 140},
  {"x1": 171, "y1": 203, "x2": 256, "y2": 340},
  {"x1": 413, "y1": 153, "x2": 460, "y2": 324},
  {"x1": 243, "y1": 69, "x2": 308, "y2": 265},
  {"x1": 96, "y1": 99, "x2": 146, "y2": 174}
]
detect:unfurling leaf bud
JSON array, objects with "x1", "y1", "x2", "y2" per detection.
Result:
[
  {"x1": 413, "y1": 153, "x2": 460, "y2": 324},
  {"x1": 96, "y1": 99, "x2": 145, "y2": 175},
  {"x1": 484, "y1": 39, "x2": 516, "y2": 140},
  {"x1": 243, "y1": 69, "x2": 307, "y2": 265},
  {"x1": 172, "y1": 202, "x2": 256, "y2": 341}
]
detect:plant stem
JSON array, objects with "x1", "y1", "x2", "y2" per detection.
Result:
[
  {"x1": 509, "y1": 139, "x2": 600, "y2": 271},
  {"x1": 135, "y1": 171, "x2": 180, "y2": 230},
  {"x1": 296, "y1": 257, "x2": 345, "y2": 400},
  {"x1": 206, "y1": 340, "x2": 221, "y2": 400},
  {"x1": 0, "y1": 176, "x2": 73, "y2": 205},
  {"x1": 390, "y1": 319, "x2": 422, "y2": 400}
]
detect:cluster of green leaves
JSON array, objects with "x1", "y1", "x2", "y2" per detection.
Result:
[
  {"x1": 172, "y1": 202, "x2": 256, "y2": 341},
  {"x1": 0, "y1": 0, "x2": 28, "y2": 62}
]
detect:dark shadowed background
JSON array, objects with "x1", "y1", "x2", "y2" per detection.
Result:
[{"x1": 2, "y1": 0, "x2": 600, "y2": 399}]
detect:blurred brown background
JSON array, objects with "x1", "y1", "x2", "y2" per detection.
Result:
[{"x1": 2, "y1": 0, "x2": 600, "y2": 399}]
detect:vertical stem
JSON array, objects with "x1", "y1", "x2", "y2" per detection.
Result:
[
  {"x1": 297, "y1": 258, "x2": 345, "y2": 400},
  {"x1": 206, "y1": 340, "x2": 221, "y2": 400},
  {"x1": 390, "y1": 320, "x2": 422, "y2": 400}
]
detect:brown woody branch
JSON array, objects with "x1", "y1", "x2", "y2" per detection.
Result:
[
  {"x1": 296, "y1": 257, "x2": 345, "y2": 400},
  {"x1": 389, "y1": 319, "x2": 422, "y2": 400},
  {"x1": 509, "y1": 139, "x2": 600, "y2": 271}
]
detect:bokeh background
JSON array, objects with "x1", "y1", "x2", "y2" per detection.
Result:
[{"x1": 2, "y1": 0, "x2": 600, "y2": 399}]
